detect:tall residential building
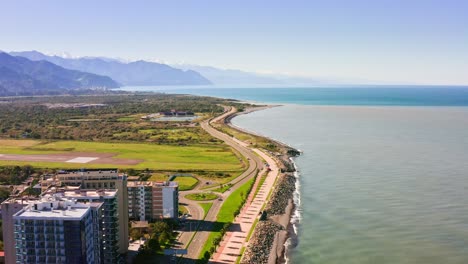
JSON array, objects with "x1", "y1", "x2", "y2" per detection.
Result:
[
  {"x1": 12, "y1": 196, "x2": 102, "y2": 264},
  {"x1": 55, "y1": 169, "x2": 129, "y2": 253},
  {"x1": 1, "y1": 198, "x2": 39, "y2": 264},
  {"x1": 127, "y1": 181, "x2": 178, "y2": 221},
  {"x1": 44, "y1": 188, "x2": 121, "y2": 264}
]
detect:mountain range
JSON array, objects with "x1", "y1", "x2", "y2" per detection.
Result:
[
  {"x1": 10, "y1": 50, "x2": 331, "y2": 87},
  {"x1": 0, "y1": 52, "x2": 119, "y2": 96},
  {"x1": 10, "y1": 51, "x2": 212, "y2": 86},
  {"x1": 173, "y1": 64, "x2": 335, "y2": 86},
  {"x1": 172, "y1": 64, "x2": 287, "y2": 85},
  {"x1": 1, "y1": 50, "x2": 342, "y2": 97}
]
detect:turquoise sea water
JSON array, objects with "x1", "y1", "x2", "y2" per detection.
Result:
[
  {"x1": 123, "y1": 86, "x2": 468, "y2": 263},
  {"x1": 121, "y1": 86, "x2": 468, "y2": 106}
]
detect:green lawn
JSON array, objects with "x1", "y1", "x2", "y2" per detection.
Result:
[
  {"x1": 116, "y1": 116, "x2": 136, "y2": 122},
  {"x1": 212, "y1": 184, "x2": 233, "y2": 193},
  {"x1": 148, "y1": 172, "x2": 170, "y2": 182},
  {"x1": 179, "y1": 205, "x2": 189, "y2": 216},
  {"x1": 254, "y1": 172, "x2": 267, "y2": 197},
  {"x1": 172, "y1": 176, "x2": 199, "y2": 191},
  {"x1": 185, "y1": 192, "x2": 218, "y2": 201},
  {"x1": 0, "y1": 139, "x2": 244, "y2": 171},
  {"x1": 217, "y1": 178, "x2": 254, "y2": 223},
  {"x1": 198, "y1": 177, "x2": 255, "y2": 260},
  {"x1": 199, "y1": 202, "x2": 213, "y2": 219}
]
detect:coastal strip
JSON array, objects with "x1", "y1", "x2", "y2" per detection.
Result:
[{"x1": 222, "y1": 106, "x2": 301, "y2": 264}]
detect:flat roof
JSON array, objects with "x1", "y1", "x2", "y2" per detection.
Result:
[
  {"x1": 14, "y1": 206, "x2": 90, "y2": 220},
  {"x1": 127, "y1": 181, "x2": 178, "y2": 188},
  {"x1": 61, "y1": 189, "x2": 118, "y2": 199},
  {"x1": 128, "y1": 181, "x2": 153, "y2": 187}
]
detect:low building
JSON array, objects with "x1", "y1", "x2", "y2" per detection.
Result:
[{"x1": 127, "y1": 181, "x2": 178, "y2": 221}]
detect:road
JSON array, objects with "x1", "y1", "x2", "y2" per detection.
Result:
[{"x1": 176, "y1": 107, "x2": 264, "y2": 263}]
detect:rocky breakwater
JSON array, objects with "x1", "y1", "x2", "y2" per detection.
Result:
[
  {"x1": 241, "y1": 221, "x2": 284, "y2": 264},
  {"x1": 241, "y1": 171, "x2": 297, "y2": 264}
]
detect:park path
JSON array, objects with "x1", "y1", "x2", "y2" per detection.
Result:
[{"x1": 209, "y1": 149, "x2": 279, "y2": 263}]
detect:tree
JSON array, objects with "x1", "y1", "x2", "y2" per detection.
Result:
[
  {"x1": 147, "y1": 237, "x2": 160, "y2": 253},
  {"x1": 130, "y1": 228, "x2": 143, "y2": 241},
  {"x1": 151, "y1": 221, "x2": 171, "y2": 235},
  {"x1": 158, "y1": 231, "x2": 170, "y2": 245}
]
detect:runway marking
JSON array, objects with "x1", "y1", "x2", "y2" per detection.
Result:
[{"x1": 66, "y1": 157, "x2": 99, "y2": 163}]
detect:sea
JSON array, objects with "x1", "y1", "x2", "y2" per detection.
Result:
[{"x1": 123, "y1": 86, "x2": 468, "y2": 264}]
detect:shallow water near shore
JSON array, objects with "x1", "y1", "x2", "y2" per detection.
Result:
[
  {"x1": 232, "y1": 105, "x2": 468, "y2": 264},
  {"x1": 120, "y1": 86, "x2": 468, "y2": 263}
]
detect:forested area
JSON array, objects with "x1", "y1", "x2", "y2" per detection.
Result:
[{"x1": 0, "y1": 94, "x2": 246, "y2": 144}]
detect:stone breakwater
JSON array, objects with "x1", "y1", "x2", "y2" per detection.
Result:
[
  {"x1": 265, "y1": 174, "x2": 296, "y2": 215},
  {"x1": 227, "y1": 105, "x2": 300, "y2": 264},
  {"x1": 241, "y1": 173, "x2": 297, "y2": 264},
  {"x1": 240, "y1": 221, "x2": 284, "y2": 264}
]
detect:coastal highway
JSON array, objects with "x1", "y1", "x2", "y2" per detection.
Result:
[{"x1": 178, "y1": 107, "x2": 264, "y2": 263}]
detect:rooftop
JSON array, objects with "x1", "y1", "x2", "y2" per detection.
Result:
[
  {"x1": 130, "y1": 221, "x2": 149, "y2": 229},
  {"x1": 14, "y1": 206, "x2": 90, "y2": 220},
  {"x1": 127, "y1": 181, "x2": 178, "y2": 188},
  {"x1": 60, "y1": 189, "x2": 118, "y2": 199},
  {"x1": 13, "y1": 195, "x2": 95, "y2": 220}
]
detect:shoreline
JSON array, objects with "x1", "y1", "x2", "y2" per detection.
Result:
[{"x1": 225, "y1": 105, "x2": 301, "y2": 264}]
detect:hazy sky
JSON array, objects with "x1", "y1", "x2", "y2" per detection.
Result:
[{"x1": 1, "y1": 0, "x2": 468, "y2": 85}]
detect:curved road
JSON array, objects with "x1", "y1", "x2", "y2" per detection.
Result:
[{"x1": 177, "y1": 107, "x2": 264, "y2": 263}]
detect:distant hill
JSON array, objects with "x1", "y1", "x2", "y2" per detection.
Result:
[
  {"x1": 173, "y1": 64, "x2": 331, "y2": 86},
  {"x1": 11, "y1": 51, "x2": 212, "y2": 86},
  {"x1": 0, "y1": 52, "x2": 120, "y2": 96},
  {"x1": 173, "y1": 64, "x2": 286, "y2": 85}
]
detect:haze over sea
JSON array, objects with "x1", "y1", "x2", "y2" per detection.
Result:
[{"x1": 124, "y1": 86, "x2": 468, "y2": 263}]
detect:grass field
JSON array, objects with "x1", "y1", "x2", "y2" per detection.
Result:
[
  {"x1": 179, "y1": 205, "x2": 189, "y2": 216},
  {"x1": 212, "y1": 184, "x2": 233, "y2": 193},
  {"x1": 213, "y1": 122, "x2": 278, "y2": 151},
  {"x1": 148, "y1": 172, "x2": 170, "y2": 182},
  {"x1": 172, "y1": 176, "x2": 199, "y2": 191},
  {"x1": 185, "y1": 192, "x2": 218, "y2": 201},
  {"x1": 199, "y1": 202, "x2": 213, "y2": 219},
  {"x1": 199, "y1": 177, "x2": 255, "y2": 260},
  {"x1": 148, "y1": 128, "x2": 210, "y2": 142},
  {"x1": 0, "y1": 139, "x2": 244, "y2": 171}
]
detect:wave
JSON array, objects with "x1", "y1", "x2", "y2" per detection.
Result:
[{"x1": 284, "y1": 157, "x2": 302, "y2": 264}]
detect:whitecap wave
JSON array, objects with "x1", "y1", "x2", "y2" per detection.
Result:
[{"x1": 284, "y1": 157, "x2": 302, "y2": 264}]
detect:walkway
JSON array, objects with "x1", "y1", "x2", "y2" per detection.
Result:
[{"x1": 209, "y1": 149, "x2": 280, "y2": 263}]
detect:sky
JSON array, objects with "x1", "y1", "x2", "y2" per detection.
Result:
[{"x1": 1, "y1": 0, "x2": 468, "y2": 85}]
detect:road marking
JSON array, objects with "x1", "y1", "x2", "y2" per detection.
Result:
[{"x1": 66, "y1": 157, "x2": 99, "y2": 163}]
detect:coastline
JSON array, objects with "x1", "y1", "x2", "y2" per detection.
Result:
[{"x1": 224, "y1": 105, "x2": 301, "y2": 264}]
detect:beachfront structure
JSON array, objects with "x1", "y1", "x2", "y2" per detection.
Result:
[
  {"x1": 127, "y1": 181, "x2": 178, "y2": 221},
  {"x1": 55, "y1": 169, "x2": 129, "y2": 254},
  {"x1": 12, "y1": 196, "x2": 102, "y2": 264}
]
